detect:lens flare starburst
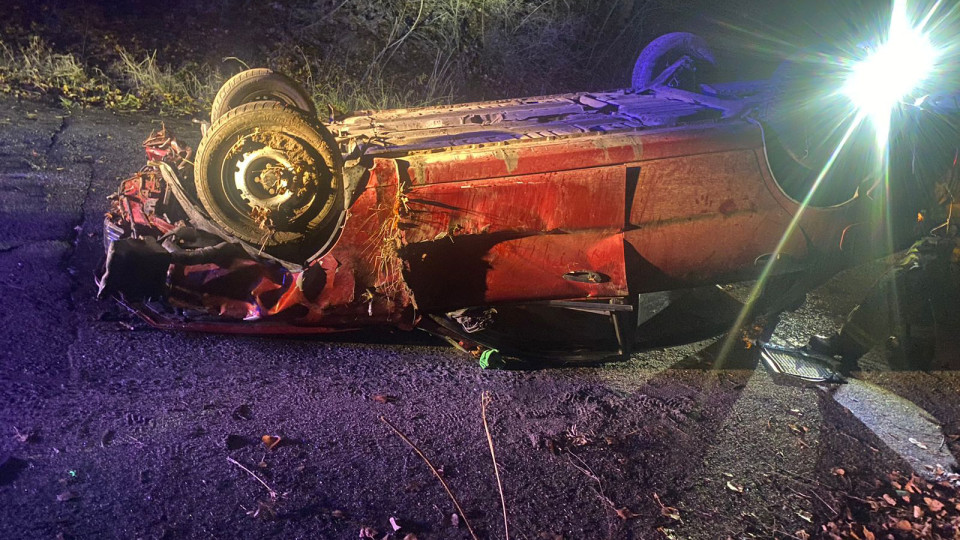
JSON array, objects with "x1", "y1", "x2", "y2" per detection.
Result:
[
  {"x1": 843, "y1": 0, "x2": 941, "y2": 142},
  {"x1": 715, "y1": 0, "x2": 949, "y2": 368}
]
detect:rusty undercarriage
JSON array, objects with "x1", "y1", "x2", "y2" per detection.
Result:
[{"x1": 98, "y1": 34, "x2": 897, "y2": 361}]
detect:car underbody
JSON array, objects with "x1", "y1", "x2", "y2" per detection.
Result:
[{"x1": 98, "y1": 35, "x2": 896, "y2": 362}]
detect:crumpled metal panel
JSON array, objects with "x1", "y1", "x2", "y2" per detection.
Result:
[{"x1": 400, "y1": 166, "x2": 626, "y2": 243}]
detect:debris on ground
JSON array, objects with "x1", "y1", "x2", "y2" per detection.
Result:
[
  {"x1": 261, "y1": 434, "x2": 281, "y2": 451},
  {"x1": 246, "y1": 499, "x2": 277, "y2": 520},
  {"x1": 653, "y1": 493, "x2": 682, "y2": 522},
  {"x1": 477, "y1": 349, "x2": 505, "y2": 370},
  {"x1": 615, "y1": 506, "x2": 639, "y2": 520},
  {"x1": 12, "y1": 427, "x2": 37, "y2": 443},
  {"x1": 824, "y1": 470, "x2": 960, "y2": 538}
]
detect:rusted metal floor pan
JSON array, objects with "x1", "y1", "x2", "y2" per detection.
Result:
[{"x1": 337, "y1": 84, "x2": 759, "y2": 156}]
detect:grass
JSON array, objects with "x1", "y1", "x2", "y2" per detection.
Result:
[
  {"x1": 0, "y1": 37, "x2": 89, "y2": 91},
  {"x1": 0, "y1": 0, "x2": 684, "y2": 115},
  {"x1": 111, "y1": 48, "x2": 221, "y2": 113},
  {"x1": 0, "y1": 36, "x2": 221, "y2": 114}
]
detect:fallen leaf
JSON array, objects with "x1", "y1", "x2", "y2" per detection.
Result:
[
  {"x1": 796, "y1": 510, "x2": 813, "y2": 523},
  {"x1": 726, "y1": 481, "x2": 744, "y2": 493},
  {"x1": 12, "y1": 427, "x2": 36, "y2": 443},
  {"x1": 913, "y1": 505, "x2": 923, "y2": 519},
  {"x1": 372, "y1": 394, "x2": 396, "y2": 404},
  {"x1": 358, "y1": 526, "x2": 377, "y2": 539},
  {"x1": 882, "y1": 493, "x2": 896, "y2": 506},
  {"x1": 261, "y1": 435, "x2": 281, "y2": 451},
  {"x1": 331, "y1": 510, "x2": 346, "y2": 519},
  {"x1": 895, "y1": 520, "x2": 912, "y2": 531},
  {"x1": 402, "y1": 535, "x2": 418, "y2": 540},
  {"x1": 924, "y1": 497, "x2": 944, "y2": 512},
  {"x1": 862, "y1": 526, "x2": 875, "y2": 540},
  {"x1": 795, "y1": 530, "x2": 810, "y2": 540},
  {"x1": 832, "y1": 467, "x2": 845, "y2": 477},
  {"x1": 56, "y1": 491, "x2": 77, "y2": 502},
  {"x1": 652, "y1": 493, "x2": 681, "y2": 521},
  {"x1": 660, "y1": 505, "x2": 681, "y2": 521},
  {"x1": 450, "y1": 513, "x2": 460, "y2": 528},
  {"x1": 657, "y1": 527, "x2": 679, "y2": 540},
  {"x1": 246, "y1": 499, "x2": 276, "y2": 520},
  {"x1": 615, "y1": 507, "x2": 639, "y2": 520},
  {"x1": 390, "y1": 517, "x2": 402, "y2": 531},
  {"x1": 908, "y1": 437, "x2": 929, "y2": 450},
  {"x1": 904, "y1": 476, "x2": 920, "y2": 493}
]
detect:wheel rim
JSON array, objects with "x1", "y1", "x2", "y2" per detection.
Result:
[{"x1": 213, "y1": 129, "x2": 337, "y2": 239}]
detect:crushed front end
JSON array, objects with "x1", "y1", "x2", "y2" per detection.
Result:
[{"x1": 98, "y1": 126, "x2": 417, "y2": 334}]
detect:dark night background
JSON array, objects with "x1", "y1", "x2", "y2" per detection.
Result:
[
  {"x1": 2, "y1": 1, "x2": 960, "y2": 539},
  {"x1": 1, "y1": 0, "x2": 929, "y2": 113}
]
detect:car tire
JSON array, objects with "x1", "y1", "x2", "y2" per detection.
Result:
[
  {"x1": 210, "y1": 68, "x2": 317, "y2": 123},
  {"x1": 194, "y1": 101, "x2": 344, "y2": 262},
  {"x1": 631, "y1": 32, "x2": 715, "y2": 91}
]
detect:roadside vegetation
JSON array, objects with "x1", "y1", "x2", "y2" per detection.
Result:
[
  {"x1": 0, "y1": 37, "x2": 219, "y2": 113},
  {"x1": 0, "y1": 0, "x2": 698, "y2": 116}
]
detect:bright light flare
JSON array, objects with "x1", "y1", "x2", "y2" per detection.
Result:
[{"x1": 842, "y1": 0, "x2": 939, "y2": 124}]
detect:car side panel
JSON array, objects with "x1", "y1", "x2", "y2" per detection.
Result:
[
  {"x1": 397, "y1": 166, "x2": 628, "y2": 310},
  {"x1": 624, "y1": 148, "x2": 805, "y2": 288}
]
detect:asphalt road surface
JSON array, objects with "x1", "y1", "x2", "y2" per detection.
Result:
[{"x1": 0, "y1": 98, "x2": 958, "y2": 539}]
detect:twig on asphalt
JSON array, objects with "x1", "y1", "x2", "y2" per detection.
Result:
[
  {"x1": 838, "y1": 430, "x2": 880, "y2": 453},
  {"x1": 772, "y1": 525, "x2": 806, "y2": 540},
  {"x1": 380, "y1": 416, "x2": 479, "y2": 540},
  {"x1": 842, "y1": 493, "x2": 873, "y2": 504},
  {"x1": 227, "y1": 457, "x2": 277, "y2": 499},
  {"x1": 566, "y1": 450, "x2": 616, "y2": 509},
  {"x1": 771, "y1": 470, "x2": 839, "y2": 518},
  {"x1": 783, "y1": 484, "x2": 811, "y2": 500},
  {"x1": 125, "y1": 434, "x2": 145, "y2": 448},
  {"x1": 807, "y1": 488, "x2": 839, "y2": 518},
  {"x1": 482, "y1": 391, "x2": 510, "y2": 540}
]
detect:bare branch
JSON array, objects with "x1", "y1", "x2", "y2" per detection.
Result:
[
  {"x1": 380, "y1": 415, "x2": 479, "y2": 540},
  {"x1": 482, "y1": 391, "x2": 510, "y2": 540}
]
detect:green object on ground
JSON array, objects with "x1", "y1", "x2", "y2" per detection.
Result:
[{"x1": 478, "y1": 349, "x2": 504, "y2": 370}]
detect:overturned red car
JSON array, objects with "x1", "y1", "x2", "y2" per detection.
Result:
[{"x1": 98, "y1": 33, "x2": 908, "y2": 361}]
